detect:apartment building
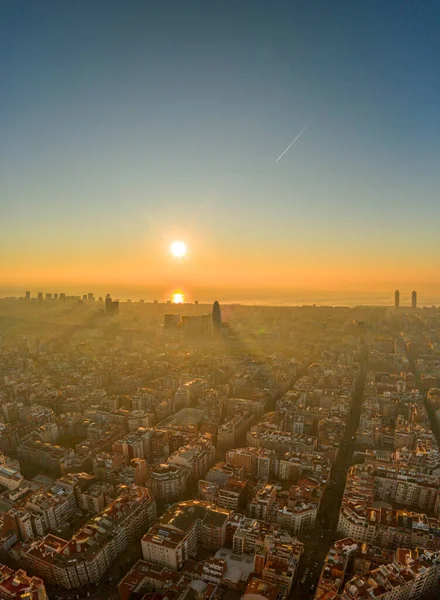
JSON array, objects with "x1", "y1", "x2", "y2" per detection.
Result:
[
  {"x1": 246, "y1": 428, "x2": 317, "y2": 454},
  {"x1": 118, "y1": 560, "x2": 190, "y2": 600},
  {"x1": 231, "y1": 517, "x2": 272, "y2": 555},
  {"x1": 338, "y1": 463, "x2": 440, "y2": 547},
  {"x1": 255, "y1": 532, "x2": 303, "y2": 597},
  {"x1": 167, "y1": 438, "x2": 216, "y2": 481},
  {"x1": 249, "y1": 485, "x2": 277, "y2": 521},
  {"x1": 226, "y1": 447, "x2": 275, "y2": 479},
  {"x1": 277, "y1": 451, "x2": 331, "y2": 482},
  {"x1": 149, "y1": 463, "x2": 191, "y2": 501},
  {"x1": 92, "y1": 452, "x2": 128, "y2": 481},
  {"x1": 0, "y1": 564, "x2": 47, "y2": 600},
  {"x1": 217, "y1": 413, "x2": 254, "y2": 453},
  {"x1": 313, "y1": 538, "x2": 358, "y2": 600},
  {"x1": 217, "y1": 478, "x2": 248, "y2": 511},
  {"x1": 0, "y1": 464, "x2": 23, "y2": 490},
  {"x1": 25, "y1": 482, "x2": 76, "y2": 533},
  {"x1": 206, "y1": 462, "x2": 245, "y2": 485},
  {"x1": 142, "y1": 501, "x2": 229, "y2": 570},
  {"x1": 338, "y1": 548, "x2": 440, "y2": 600},
  {"x1": 17, "y1": 436, "x2": 75, "y2": 475},
  {"x1": 112, "y1": 433, "x2": 145, "y2": 459},
  {"x1": 277, "y1": 502, "x2": 318, "y2": 534},
  {"x1": 15, "y1": 485, "x2": 156, "y2": 590}
]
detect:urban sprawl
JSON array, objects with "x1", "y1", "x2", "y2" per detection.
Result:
[{"x1": 0, "y1": 294, "x2": 440, "y2": 600}]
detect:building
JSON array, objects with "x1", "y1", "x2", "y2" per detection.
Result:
[
  {"x1": 255, "y1": 532, "x2": 303, "y2": 597},
  {"x1": 337, "y1": 547, "x2": 440, "y2": 600},
  {"x1": 243, "y1": 577, "x2": 278, "y2": 600},
  {"x1": 231, "y1": 517, "x2": 272, "y2": 555},
  {"x1": 56, "y1": 473, "x2": 114, "y2": 514},
  {"x1": 206, "y1": 462, "x2": 245, "y2": 485},
  {"x1": 313, "y1": 538, "x2": 358, "y2": 600},
  {"x1": 35, "y1": 423, "x2": 59, "y2": 444},
  {"x1": 167, "y1": 438, "x2": 216, "y2": 481},
  {"x1": 249, "y1": 485, "x2": 277, "y2": 521},
  {"x1": 124, "y1": 458, "x2": 149, "y2": 486},
  {"x1": 25, "y1": 481, "x2": 77, "y2": 534},
  {"x1": 0, "y1": 564, "x2": 47, "y2": 600},
  {"x1": 277, "y1": 451, "x2": 331, "y2": 483},
  {"x1": 412, "y1": 290, "x2": 417, "y2": 309},
  {"x1": 17, "y1": 437, "x2": 75, "y2": 475},
  {"x1": 217, "y1": 413, "x2": 255, "y2": 453},
  {"x1": 395, "y1": 290, "x2": 400, "y2": 309},
  {"x1": 164, "y1": 314, "x2": 181, "y2": 329},
  {"x1": 16, "y1": 485, "x2": 156, "y2": 590},
  {"x1": 181, "y1": 314, "x2": 211, "y2": 337},
  {"x1": 117, "y1": 560, "x2": 190, "y2": 600},
  {"x1": 337, "y1": 463, "x2": 440, "y2": 547},
  {"x1": 226, "y1": 448, "x2": 275, "y2": 479},
  {"x1": 246, "y1": 428, "x2": 317, "y2": 454},
  {"x1": 217, "y1": 479, "x2": 248, "y2": 511},
  {"x1": 201, "y1": 557, "x2": 227, "y2": 585},
  {"x1": 142, "y1": 501, "x2": 229, "y2": 569},
  {"x1": 92, "y1": 452, "x2": 128, "y2": 481},
  {"x1": 0, "y1": 464, "x2": 23, "y2": 490},
  {"x1": 105, "y1": 294, "x2": 119, "y2": 315},
  {"x1": 142, "y1": 526, "x2": 190, "y2": 570},
  {"x1": 198, "y1": 480, "x2": 218, "y2": 503},
  {"x1": 212, "y1": 301, "x2": 221, "y2": 333},
  {"x1": 149, "y1": 463, "x2": 191, "y2": 501},
  {"x1": 113, "y1": 433, "x2": 145, "y2": 459},
  {"x1": 277, "y1": 502, "x2": 318, "y2": 535}
]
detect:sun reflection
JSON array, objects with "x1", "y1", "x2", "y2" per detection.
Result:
[{"x1": 172, "y1": 292, "x2": 185, "y2": 304}]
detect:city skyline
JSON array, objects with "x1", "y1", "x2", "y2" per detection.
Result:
[
  {"x1": 1, "y1": 1, "x2": 440, "y2": 299},
  {"x1": 1, "y1": 287, "x2": 435, "y2": 308}
]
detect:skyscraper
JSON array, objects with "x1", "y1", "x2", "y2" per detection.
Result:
[
  {"x1": 412, "y1": 290, "x2": 417, "y2": 309},
  {"x1": 105, "y1": 294, "x2": 119, "y2": 315},
  {"x1": 212, "y1": 301, "x2": 221, "y2": 332},
  {"x1": 394, "y1": 290, "x2": 400, "y2": 309},
  {"x1": 164, "y1": 314, "x2": 181, "y2": 329}
]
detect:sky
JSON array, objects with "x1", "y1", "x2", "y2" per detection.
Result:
[{"x1": 1, "y1": 1, "x2": 439, "y2": 303}]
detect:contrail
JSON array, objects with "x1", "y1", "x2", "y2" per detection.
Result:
[{"x1": 276, "y1": 123, "x2": 310, "y2": 162}]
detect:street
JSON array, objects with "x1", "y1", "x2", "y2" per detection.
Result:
[{"x1": 290, "y1": 345, "x2": 368, "y2": 599}]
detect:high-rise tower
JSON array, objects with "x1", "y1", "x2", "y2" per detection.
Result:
[
  {"x1": 412, "y1": 290, "x2": 417, "y2": 309},
  {"x1": 394, "y1": 290, "x2": 400, "y2": 309},
  {"x1": 212, "y1": 301, "x2": 221, "y2": 333}
]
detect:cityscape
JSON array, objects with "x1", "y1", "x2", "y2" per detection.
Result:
[
  {"x1": 2, "y1": 2, "x2": 440, "y2": 600},
  {"x1": 1, "y1": 294, "x2": 440, "y2": 600}
]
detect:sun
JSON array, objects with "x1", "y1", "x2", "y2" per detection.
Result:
[
  {"x1": 170, "y1": 241, "x2": 187, "y2": 258},
  {"x1": 172, "y1": 293, "x2": 185, "y2": 304}
]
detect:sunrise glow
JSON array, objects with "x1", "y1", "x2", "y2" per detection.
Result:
[
  {"x1": 170, "y1": 241, "x2": 187, "y2": 258},
  {"x1": 172, "y1": 292, "x2": 184, "y2": 304}
]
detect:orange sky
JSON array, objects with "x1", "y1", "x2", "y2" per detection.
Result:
[{"x1": 2, "y1": 238, "x2": 439, "y2": 298}]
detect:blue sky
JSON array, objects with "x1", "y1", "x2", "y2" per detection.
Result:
[{"x1": 1, "y1": 1, "x2": 439, "y2": 297}]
